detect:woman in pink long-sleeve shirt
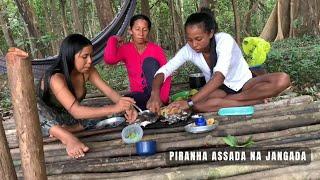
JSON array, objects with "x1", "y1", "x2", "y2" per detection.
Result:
[{"x1": 104, "y1": 14, "x2": 171, "y2": 110}]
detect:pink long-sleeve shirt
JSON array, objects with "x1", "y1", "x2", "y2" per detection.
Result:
[{"x1": 104, "y1": 35, "x2": 171, "y2": 104}]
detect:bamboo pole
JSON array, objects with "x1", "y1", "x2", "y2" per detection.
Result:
[
  {"x1": 0, "y1": 116, "x2": 17, "y2": 180},
  {"x1": 5, "y1": 98, "x2": 318, "y2": 148},
  {"x1": 34, "y1": 147, "x2": 320, "y2": 176},
  {"x1": 9, "y1": 109, "x2": 320, "y2": 161},
  {"x1": 224, "y1": 161, "x2": 320, "y2": 180},
  {"x1": 34, "y1": 122, "x2": 320, "y2": 164},
  {"x1": 8, "y1": 109, "x2": 320, "y2": 162},
  {"x1": 45, "y1": 148, "x2": 320, "y2": 180},
  {"x1": 6, "y1": 48, "x2": 47, "y2": 180},
  {"x1": 10, "y1": 122, "x2": 320, "y2": 162},
  {"x1": 209, "y1": 100, "x2": 320, "y2": 125}
]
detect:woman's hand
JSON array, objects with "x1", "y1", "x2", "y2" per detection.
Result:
[
  {"x1": 116, "y1": 36, "x2": 124, "y2": 47},
  {"x1": 114, "y1": 97, "x2": 136, "y2": 113},
  {"x1": 147, "y1": 94, "x2": 163, "y2": 114},
  {"x1": 168, "y1": 100, "x2": 189, "y2": 111},
  {"x1": 124, "y1": 108, "x2": 138, "y2": 124}
]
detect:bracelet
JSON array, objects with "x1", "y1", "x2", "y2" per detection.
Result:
[{"x1": 187, "y1": 99, "x2": 194, "y2": 108}]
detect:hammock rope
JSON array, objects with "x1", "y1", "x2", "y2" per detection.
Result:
[{"x1": 0, "y1": 0, "x2": 136, "y2": 79}]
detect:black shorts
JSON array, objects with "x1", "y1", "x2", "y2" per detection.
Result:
[
  {"x1": 218, "y1": 84, "x2": 242, "y2": 94},
  {"x1": 218, "y1": 71, "x2": 258, "y2": 95}
]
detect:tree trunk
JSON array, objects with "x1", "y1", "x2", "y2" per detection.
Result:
[
  {"x1": 6, "y1": 48, "x2": 47, "y2": 180},
  {"x1": 141, "y1": 0, "x2": 155, "y2": 41},
  {"x1": 198, "y1": 0, "x2": 215, "y2": 10},
  {"x1": 231, "y1": 0, "x2": 241, "y2": 44},
  {"x1": 244, "y1": 0, "x2": 262, "y2": 36},
  {"x1": 82, "y1": 0, "x2": 87, "y2": 36},
  {"x1": 70, "y1": 0, "x2": 83, "y2": 33},
  {"x1": 42, "y1": 0, "x2": 54, "y2": 55},
  {"x1": 260, "y1": 0, "x2": 320, "y2": 41},
  {"x1": 58, "y1": 0, "x2": 68, "y2": 36},
  {"x1": 23, "y1": 22, "x2": 36, "y2": 58},
  {"x1": 169, "y1": 0, "x2": 184, "y2": 52},
  {"x1": 0, "y1": 116, "x2": 18, "y2": 180},
  {"x1": 13, "y1": 0, "x2": 44, "y2": 58},
  {"x1": 46, "y1": 0, "x2": 61, "y2": 54},
  {"x1": 94, "y1": 0, "x2": 114, "y2": 30},
  {"x1": 0, "y1": 3, "x2": 16, "y2": 47}
]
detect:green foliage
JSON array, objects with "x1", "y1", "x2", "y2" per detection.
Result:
[
  {"x1": 172, "y1": 62, "x2": 200, "y2": 84},
  {"x1": 266, "y1": 35, "x2": 320, "y2": 90},
  {"x1": 247, "y1": 0, "x2": 276, "y2": 36},
  {"x1": 0, "y1": 75, "x2": 12, "y2": 111},
  {"x1": 223, "y1": 135, "x2": 254, "y2": 148},
  {"x1": 87, "y1": 64, "x2": 129, "y2": 93}
]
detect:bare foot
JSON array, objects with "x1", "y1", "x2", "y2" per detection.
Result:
[
  {"x1": 65, "y1": 136, "x2": 89, "y2": 158},
  {"x1": 49, "y1": 125, "x2": 89, "y2": 158}
]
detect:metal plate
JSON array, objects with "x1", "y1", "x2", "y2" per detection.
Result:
[
  {"x1": 95, "y1": 117, "x2": 125, "y2": 129},
  {"x1": 184, "y1": 121, "x2": 218, "y2": 134},
  {"x1": 160, "y1": 111, "x2": 191, "y2": 125},
  {"x1": 135, "y1": 110, "x2": 159, "y2": 126}
]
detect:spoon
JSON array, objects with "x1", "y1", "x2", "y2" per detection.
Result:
[{"x1": 131, "y1": 103, "x2": 143, "y2": 114}]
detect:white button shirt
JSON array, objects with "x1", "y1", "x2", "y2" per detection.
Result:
[{"x1": 155, "y1": 32, "x2": 252, "y2": 91}]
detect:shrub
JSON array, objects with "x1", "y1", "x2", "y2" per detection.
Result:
[{"x1": 265, "y1": 35, "x2": 320, "y2": 91}]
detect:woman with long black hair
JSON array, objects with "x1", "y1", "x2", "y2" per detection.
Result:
[{"x1": 38, "y1": 34, "x2": 137, "y2": 158}]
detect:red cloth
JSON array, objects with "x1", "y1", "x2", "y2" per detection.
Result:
[{"x1": 104, "y1": 35, "x2": 171, "y2": 104}]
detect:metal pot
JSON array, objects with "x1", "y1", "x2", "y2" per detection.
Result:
[{"x1": 189, "y1": 73, "x2": 206, "y2": 89}]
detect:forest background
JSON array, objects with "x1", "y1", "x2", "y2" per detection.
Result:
[{"x1": 0, "y1": 0, "x2": 319, "y2": 111}]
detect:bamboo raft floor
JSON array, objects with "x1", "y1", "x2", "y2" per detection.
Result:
[{"x1": 2, "y1": 94, "x2": 320, "y2": 179}]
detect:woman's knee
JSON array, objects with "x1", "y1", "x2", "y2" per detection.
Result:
[
  {"x1": 275, "y1": 72, "x2": 291, "y2": 91},
  {"x1": 142, "y1": 57, "x2": 160, "y2": 71},
  {"x1": 208, "y1": 89, "x2": 227, "y2": 99}
]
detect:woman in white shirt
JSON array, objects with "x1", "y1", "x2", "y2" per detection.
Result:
[{"x1": 147, "y1": 8, "x2": 291, "y2": 112}]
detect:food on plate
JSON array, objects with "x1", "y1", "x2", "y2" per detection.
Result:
[
  {"x1": 206, "y1": 118, "x2": 215, "y2": 125},
  {"x1": 127, "y1": 132, "x2": 138, "y2": 140},
  {"x1": 160, "y1": 106, "x2": 182, "y2": 117}
]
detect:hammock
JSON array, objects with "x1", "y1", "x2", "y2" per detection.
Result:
[{"x1": 0, "y1": 0, "x2": 136, "y2": 79}]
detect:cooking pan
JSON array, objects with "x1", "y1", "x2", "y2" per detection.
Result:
[{"x1": 189, "y1": 73, "x2": 206, "y2": 89}]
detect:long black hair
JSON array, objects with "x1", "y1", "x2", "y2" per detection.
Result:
[
  {"x1": 130, "y1": 14, "x2": 152, "y2": 30},
  {"x1": 185, "y1": 8, "x2": 219, "y2": 75},
  {"x1": 40, "y1": 34, "x2": 92, "y2": 103}
]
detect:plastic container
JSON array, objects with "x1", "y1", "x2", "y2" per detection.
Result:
[
  {"x1": 135, "y1": 140, "x2": 157, "y2": 156},
  {"x1": 218, "y1": 106, "x2": 255, "y2": 116},
  {"x1": 191, "y1": 115, "x2": 207, "y2": 126},
  {"x1": 195, "y1": 117, "x2": 207, "y2": 126},
  {"x1": 121, "y1": 124, "x2": 143, "y2": 144}
]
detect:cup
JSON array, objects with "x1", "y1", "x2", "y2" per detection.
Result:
[
  {"x1": 195, "y1": 117, "x2": 207, "y2": 126},
  {"x1": 135, "y1": 140, "x2": 157, "y2": 156}
]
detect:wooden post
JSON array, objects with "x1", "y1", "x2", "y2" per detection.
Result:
[
  {"x1": 0, "y1": 116, "x2": 18, "y2": 180},
  {"x1": 5, "y1": 48, "x2": 47, "y2": 180}
]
